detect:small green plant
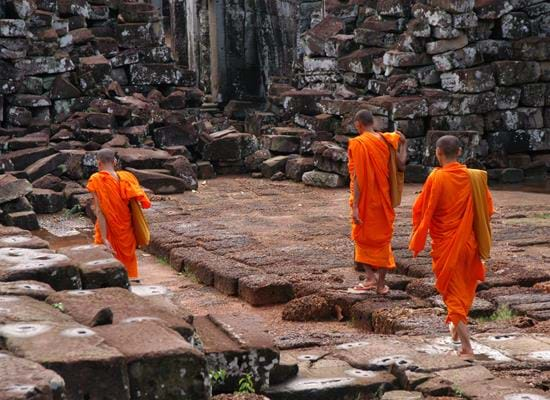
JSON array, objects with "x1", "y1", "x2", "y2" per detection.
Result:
[
  {"x1": 477, "y1": 306, "x2": 516, "y2": 323},
  {"x1": 65, "y1": 205, "x2": 83, "y2": 216},
  {"x1": 453, "y1": 385, "x2": 466, "y2": 398},
  {"x1": 156, "y1": 256, "x2": 169, "y2": 266},
  {"x1": 52, "y1": 302, "x2": 65, "y2": 312},
  {"x1": 237, "y1": 373, "x2": 255, "y2": 394},
  {"x1": 209, "y1": 369, "x2": 227, "y2": 385}
]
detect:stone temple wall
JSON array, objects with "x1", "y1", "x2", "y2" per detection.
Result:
[{"x1": 288, "y1": 0, "x2": 550, "y2": 184}]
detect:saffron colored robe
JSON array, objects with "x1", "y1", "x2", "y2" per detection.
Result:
[
  {"x1": 348, "y1": 131, "x2": 400, "y2": 269},
  {"x1": 87, "y1": 170, "x2": 151, "y2": 278},
  {"x1": 409, "y1": 162, "x2": 494, "y2": 325}
]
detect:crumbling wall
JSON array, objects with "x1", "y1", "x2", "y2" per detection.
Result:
[{"x1": 288, "y1": 0, "x2": 550, "y2": 184}]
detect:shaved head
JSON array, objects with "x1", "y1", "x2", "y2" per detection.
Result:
[
  {"x1": 354, "y1": 110, "x2": 374, "y2": 127},
  {"x1": 96, "y1": 148, "x2": 115, "y2": 164},
  {"x1": 436, "y1": 135, "x2": 461, "y2": 159}
]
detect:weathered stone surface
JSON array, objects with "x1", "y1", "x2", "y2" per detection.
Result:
[
  {"x1": 264, "y1": 135, "x2": 301, "y2": 154},
  {"x1": 164, "y1": 157, "x2": 198, "y2": 190},
  {"x1": 312, "y1": 141, "x2": 348, "y2": 177},
  {"x1": 426, "y1": 34, "x2": 468, "y2": 55},
  {"x1": 0, "y1": 352, "x2": 65, "y2": 400},
  {"x1": 129, "y1": 64, "x2": 195, "y2": 86},
  {"x1": 261, "y1": 155, "x2": 293, "y2": 179},
  {"x1": 285, "y1": 157, "x2": 315, "y2": 182},
  {"x1": 0, "y1": 234, "x2": 48, "y2": 250},
  {"x1": 0, "y1": 280, "x2": 54, "y2": 300},
  {"x1": 57, "y1": 244, "x2": 129, "y2": 289},
  {"x1": 282, "y1": 89, "x2": 332, "y2": 116},
  {"x1": 368, "y1": 96, "x2": 429, "y2": 120},
  {"x1": 116, "y1": 148, "x2": 172, "y2": 169},
  {"x1": 494, "y1": 61, "x2": 541, "y2": 86},
  {"x1": 28, "y1": 188, "x2": 66, "y2": 213},
  {"x1": 302, "y1": 170, "x2": 346, "y2": 188},
  {"x1": 0, "y1": 247, "x2": 81, "y2": 290},
  {"x1": 432, "y1": 45, "x2": 482, "y2": 72},
  {"x1": 24, "y1": 153, "x2": 68, "y2": 182},
  {"x1": 302, "y1": 16, "x2": 344, "y2": 57},
  {"x1": 338, "y1": 48, "x2": 386, "y2": 74},
  {"x1": 239, "y1": 274, "x2": 294, "y2": 306},
  {"x1": 94, "y1": 321, "x2": 209, "y2": 400},
  {"x1": 0, "y1": 174, "x2": 31, "y2": 204},
  {"x1": 440, "y1": 65, "x2": 495, "y2": 93},
  {"x1": 0, "y1": 322, "x2": 130, "y2": 400},
  {"x1": 495, "y1": 86, "x2": 522, "y2": 110},
  {"x1": 46, "y1": 287, "x2": 194, "y2": 339},
  {"x1": 282, "y1": 294, "x2": 333, "y2": 321}
]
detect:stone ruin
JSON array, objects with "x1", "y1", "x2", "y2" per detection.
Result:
[{"x1": 0, "y1": 0, "x2": 547, "y2": 230}]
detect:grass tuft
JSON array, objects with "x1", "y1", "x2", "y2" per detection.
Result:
[{"x1": 477, "y1": 305, "x2": 516, "y2": 323}]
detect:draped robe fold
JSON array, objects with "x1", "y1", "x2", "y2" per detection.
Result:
[
  {"x1": 409, "y1": 162, "x2": 494, "y2": 325},
  {"x1": 87, "y1": 170, "x2": 151, "y2": 278},
  {"x1": 348, "y1": 131, "x2": 400, "y2": 269}
]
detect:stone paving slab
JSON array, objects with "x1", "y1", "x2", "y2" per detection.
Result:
[
  {"x1": 0, "y1": 352, "x2": 65, "y2": 400},
  {"x1": 46, "y1": 288, "x2": 194, "y2": 340},
  {"x1": 94, "y1": 320, "x2": 209, "y2": 400},
  {"x1": 266, "y1": 350, "x2": 397, "y2": 400},
  {"x1": 0, "y1": 247, "x2": 82, "y2": 290},
  {"x1": 0, "y1": 322, "x2": 130, "y2": 400},
  {"x1": 194, "y1": 313, "x2": 279, "y2": 393},
  {"x1": 0, "y1": 295, "x2": 73, "y2": 325},
  {"x1": 0, "y1": 234, "x2": 49, "y2": 249},
  {"x1": 0, "y1": 280, "x2": 55, "y2": 300},
  {"x1": 57, "y1": 244, "x2": 129, "y2": 289}
]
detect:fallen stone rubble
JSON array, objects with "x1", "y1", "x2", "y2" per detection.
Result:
[{"x1": 1, "y1": 223, "x2": 549, "y2": 400}]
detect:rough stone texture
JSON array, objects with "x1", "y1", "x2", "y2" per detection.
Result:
[
  {"x1": 46, "y1": 287, "x2": 194, "y2": 339},
  {"x1": 0, "y1": 247, "x2": 81, "y2": 290},
  {"x1": 94, "y1": 321, "x2": 209, "y2": 400},
  {"x1": 282, "y1": 294, "x2": 333, "y2": 321},
  {"x1": 0, "y1": 322, "x2": 130, "y2": 400},
  {"x1": 0, "y1": 352, "x2": 65, "y2": 400},
  {"x1": 239, "y1": 274, "x2": 294, "y2": 306},
  {"x1": 0, "y1": 280, "x2": 54, "y2": 300}
]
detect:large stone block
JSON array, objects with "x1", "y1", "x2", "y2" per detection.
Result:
[
  {"x1": 46, "y1": 287, "x2": 194, "y2": 339},
  {"x1": 432, "y1": 46, "x2": 483, "y2": 72},
  {"x1": 426, "y1": 34, "x2": 468, "y2": 55},
  {"x1": 427, "y1": 0, "x2": 474, "y2": 13},
  {"x1": 440, "y1": 65, "x2": 495, "y2": 93},
  {"x1": 261, "y1": 155, "x2": 293, "y2": 179},
  {"x1": 282, "y1": 89, "x2": 332, "y2": 116},
  {"x1": 337, "y1": 48, "x2": 386, "y2": 74},
  {"x1": 423, "y1": 130, "x2": 481, "y2": 166},
  {"x1": 485, "y1": 108, "x2": 544, "y2": 131},
  {"x1": 202, "y1": 132, "x2": 258, "y2": 162},
  {"x1": 129, "y1": 64, "x2": 195, "y2": 86},
  {"x1": 520, "y1": 83, "x2": 547, "y2": 107},
  {"x1": 302, "y1": 170, "x2": 346, "y2": 188},
  {"x1": 302, "y1": 16, "x2": 344, "y2": 57},
  {"x1": 125, "y1": 168, "x2": 187, "y2": 195},
  {"x1": 115, "y1": 22, "x2": 163, "y2": 49},
  {"x1": 24, "y1": 153, "x2": 68, "y2": 182},
  {"x1": 430, "y1": 114, "x2": 484, "y2": 131},
  {"x1": 0, "y1": 353, "x2": 65, "y2": 400},
  {"x1": 0, "y1": 174, "x2": 31, "y2": 204},
  {"x1": 115, "y1": 148, "x2": 172, "y2": 169},
  {"x1": 285, "y1": 157, "x2": 315, "y2": 182},
  {"x1": 95, "y1": 321, "x2": 208, "y2": 400},
  {"x1": 312, "y1": 141, "x2": 348, "y2": 177},
  {"x1": 494, "y1": 61, "x2": 541, "y2": 86},
  {"x1": 500, "y1": 12, "x2": 531, "y2": 40},
  {"x1": 477, "y1": 40, "x2": 513, "y2": 62},
  {"x1": 0, "y1": 295, "x2": 74, "y2": 325},
  {"x1": 513, "y1": 37, "x2": 550, "y2": 61},
  {"x1": 383, "y1": 50, "x2": 432, "y2": 67},
  {"x1": 0, "y1": 247, "x2": 81, "y2": 290},
  {"x1": 263, "y1": 135, "x2": 301, "y2": 154},
  {"x1": 0, "y1": 280, "x2": 54, "y2": 300},
  {"x1": 495, "y1": 87, "x2": 521, "y2": 110},
  {"x1": 367, "y1": 96, "x2": 429, "y2": 119},
  {"x1": 15, "y1": 56, "x2": 75, "y2": 76},
  {"x1": 28, "y1": 189, "x2": 66, "y2": 214},
  {"x1": 448, "y1": 92, "x2": 497, "y2": 115},
  {"x1": 152, "y1": 124, "x2": 198, "y2": 148},
  {"x1": 57, "y1": 244, "x2": 129, "y2": 289},
  {"x1": 377, "y1": 0, "x2": 412, "y2": 17},
  {"x1": 0, "y1": 322, "x2": 130, "y2": 400}
]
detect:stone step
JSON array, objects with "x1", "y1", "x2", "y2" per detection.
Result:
[
  {"x1": 57, "y1": 244, "x2": 129, "y2": 289},
  {"x1": 0, "y1": 295, "x2": 73, "y2": 324},
  {"x1": 0, "y1": 352, "x2": 65, "y2": 400},
  {"x1": 194, "y1": 313, "x2": 279, "y2": 394},
  {"x1": 46, "y1": 287, "x2": 194, "y2": 339},
  {"x1": 0, "y1": 322, "x2": 129, "y2": 400},
  {"x1": 266, "y1": 349, "x2": 397, "y2": 400},
  {"x1": 0, "y1": 247, "x2": 82, "y2": 290},
  {"x1": 94, "y1": 320, "x2": 209, "y2": 400},
  {"x1": 0, "y1": 280, "x2": 54, "y2": 300}
]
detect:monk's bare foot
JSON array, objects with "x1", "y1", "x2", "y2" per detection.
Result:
[
  {"x1": 449, "y1": 323, "x2": 459, "y2": 342},
  {"x1": 352, "y1": 281, "x2": 377, "y2": 290},
  {"x1": 458, "y1": 350, "x2": 475, "y2": 362},
  {"x1": 376, "y1": 285, "x2": 390, "y2": 295}
]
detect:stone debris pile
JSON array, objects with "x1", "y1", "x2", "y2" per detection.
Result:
[{"x1": 232, "y1": 0, "x2": 550, "y2": 187}]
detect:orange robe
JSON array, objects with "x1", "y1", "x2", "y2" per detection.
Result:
[
  {"x1": 409, "y1": 162, "x2": 494, "y2": 325},
  {"x1": 348, "y1": 131, "x2": 400, "y2": 269},
  {"x1": 87, "y1": 170, "x2": 151, "y2": 278}
]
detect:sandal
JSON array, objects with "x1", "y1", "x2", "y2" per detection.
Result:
[
  {"x1": 376, "y1": 285, "x2": 390, "y2": 295},
  {"x1": 347, "y1": 282, "x2": 377, "y2": 294}
]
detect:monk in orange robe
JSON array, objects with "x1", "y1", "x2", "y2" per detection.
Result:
[
  {"x1": 87, "y1": 148, "x2": 151, "y2": 280},
  {"x1": 409, "y1": 136, "x2": 493, "y2": 359},
  {"x1": 348, "y1": 110, "x2": 407, "y2": 294}
]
